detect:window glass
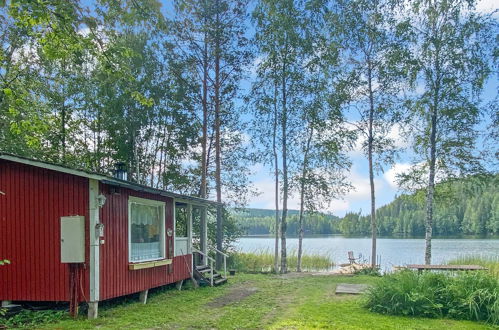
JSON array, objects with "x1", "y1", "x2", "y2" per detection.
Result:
[{"x1": 129, "y1": 199, "x2": 164, "y2": 262}]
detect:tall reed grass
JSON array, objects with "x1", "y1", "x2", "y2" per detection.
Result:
[
  {"x1": 365, "y1": 270, "x2": 499, "y2": 325},
  {"x1": 447, "y1": 255, "x2": 499, "y2": 278},
  {"x1": 228, "y1": 249, "x2": 333, "y2": 272}
]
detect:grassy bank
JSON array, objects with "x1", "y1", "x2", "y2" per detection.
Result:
[
  {"x1": 448, "y1": 256, "x2": 499, "y2": 278},
  {"x1": 228, "y1": 251, "x2": 333, "y2": 272},
  {"x1": 366, "y1": 270, "x2": 499, "y2": 325},
  {"x1": 2, "y1": 273, "x2": 493, "y2": 329}
]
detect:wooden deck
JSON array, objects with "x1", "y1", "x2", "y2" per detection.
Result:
[
  {"x1": 335, "y1": 283, "x2": 370, "y2": 295},
  {"x1": 406, "y1": 264, "x2": 488, "y2": 273}
]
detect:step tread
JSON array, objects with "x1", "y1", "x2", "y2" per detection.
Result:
[
  {"x1": 214, "y1": 278, "x2": 227, "y2": 285},
  {"x1": 198, "y1": 268, "x2": 213, "y2": 273}
]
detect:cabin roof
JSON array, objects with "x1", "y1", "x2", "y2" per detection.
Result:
[{"x1": 0, "y1": 153, "x2": 220, "y2": 207}]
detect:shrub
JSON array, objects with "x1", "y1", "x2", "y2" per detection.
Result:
[
  {"x1": 0, "y1": 310, "x2": 66, "y2": 328},
  {"x1": 365, "y1": 270, "x2": 499, "y2": 325},
  {"x1": 354, "y1": 267, "x2": 382, "y2": 277}
]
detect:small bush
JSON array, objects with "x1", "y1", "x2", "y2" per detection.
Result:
[
  {"x1": 354, "y1": 267, "x2": 382, "y2": 277},
  {"x1": 365, "y1": 270, "x2": 499, "y2": 325},
  {"x1": 228, "y1": 250, "x2": 333, "y2": 272},
  {"x1": 0, "y1": 310, "x2": 66, "y2": 328}
]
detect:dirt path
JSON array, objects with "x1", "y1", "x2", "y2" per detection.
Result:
[{"x1": 207, "y1": 284, "x2": 259, "y2": 308}]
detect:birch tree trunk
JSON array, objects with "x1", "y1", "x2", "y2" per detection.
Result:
[
  {"x1": 297, "y1": 127, "x2": 313, "y2": 272},
  {"x1": 367, "y1": 63, "x2": 376, "y2": 268},
  {"x1": 425, "y1": 28, "x2": 441, "y2": 265},
  {"x1": 272, "y1": 79, "x2": 280, "y2": 274},
  {"x1": 425, "y1": 94, "x2": 438, "y2": 265},
  {"x1": 280, "y1": 53, "x2": 288, "y2": 274},
  {"x1": 200, "y1": 26, "x2": 209, "y2": 199},
  {"x1": 214, "y1": 0, "x2": 224, "y2": 270}
]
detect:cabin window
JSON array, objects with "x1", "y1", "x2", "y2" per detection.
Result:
[{"x1": 128, "y1": 197, "x2": 166, "y2": 262}]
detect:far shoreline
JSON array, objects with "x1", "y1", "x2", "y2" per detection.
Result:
[{"x1": 238, "y1": 234, "x2": 499, "y2": 240}]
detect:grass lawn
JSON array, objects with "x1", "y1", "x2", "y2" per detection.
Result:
[{"x1": 41, "y1": 273, "x2": 493, "y2": 329}]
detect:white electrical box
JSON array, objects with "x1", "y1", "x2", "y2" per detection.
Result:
[{"x1": 60, "y1": 216, "x2": 85, "y2": 263}]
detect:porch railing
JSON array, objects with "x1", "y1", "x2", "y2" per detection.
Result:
[
  {"x1": 192, "y1": 247, "x2": 229, "y2": 281},
  {"x1": 214, "y1": 248, "x2": 228, "y2": 278},
  {"x1": 192, "y1": 248, "x2": 215, "y2": 286}
]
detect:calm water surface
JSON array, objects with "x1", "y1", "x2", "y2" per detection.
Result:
[{"x1": 235, "y1": 236, "x2": 499, "y2": 271}]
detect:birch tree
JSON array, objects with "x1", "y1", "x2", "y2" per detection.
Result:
[
  {"x1": 253, "y1": 0, "x2": 310, "y2": 273},
  {"x1": 400, "y1": 0, "x2": 494, "y2": 264},
  {"x1": 332, "y1": 0, "x2": 408, "y2": 268}
]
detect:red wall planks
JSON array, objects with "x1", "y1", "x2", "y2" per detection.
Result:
[
  {"x1": 99, "y1": 183, "x2": 190, "y2": 301},
  {"x1": 0, "y1": 159, "x2": 190, "y2": 303},
  {"x1": 0, "y1": 160, "x2": 89, "y2": 302}
]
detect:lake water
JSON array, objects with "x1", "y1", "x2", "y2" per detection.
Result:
[{"x1": 235, "y1": 236, "x2": 499, "y2": 271}]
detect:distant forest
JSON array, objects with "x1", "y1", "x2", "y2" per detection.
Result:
[{"x1": 234, "y1": 175, "x2": 499, "y2": 237}]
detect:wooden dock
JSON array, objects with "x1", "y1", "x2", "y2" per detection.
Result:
[
  {"x1": 335, "y1": 283, "x2": 370, "y2": 295},
  {"x1": 406, "y1": 264, "x2": 488, "y2": 274}
]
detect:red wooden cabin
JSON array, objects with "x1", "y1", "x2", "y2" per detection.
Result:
[{"x1": 0, "y1": 153, "x2": 220, "y2": 318}]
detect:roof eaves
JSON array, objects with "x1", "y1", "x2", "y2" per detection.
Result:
[{"x1": 0, "y1": 153, "x2": 220, "y2": 207}]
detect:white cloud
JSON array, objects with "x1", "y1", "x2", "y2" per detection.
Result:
[
  {"x1": 343, "y1": 166, "x2": 385, "y2": 200},
  {"x1": 387, "y1": 124, "x2": 409, "y2": 149},
  {"x1": 476, "y1": 0, "x2": 499, "y2": 14},
  {"x1": 250, "y1": 177, "x2": 277, "y2": 209},
  {"x1": 249, "y1": 55, "x2": 264, "y2": 78},
  {"x1": 248, "y1": 164, "x2": 387, "y2": 215},
  {"x1": 384, "y1": 163, "x2": 412, "y2": 189},
  {"x1": 346, "y1": 122, "x2": 409, "y2": 159},
  {"x1": 12, "y1": 42, "x2": 39, "y2": 66}
]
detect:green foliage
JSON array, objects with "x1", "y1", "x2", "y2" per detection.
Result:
[
  {"x1": 228, "y1": 251, "x2": 333, "y2": 272},
  {"x1": 0, "y1": 259, "x2": 10, "y2": 266},
  {"x1": 206, "y1": 208, "x2": 243, "y2": 251},
  {"x1": 337, "y1": 175, "x2": 499, "y2": 237},
  {"x1": 354, "y1": 267, "x2": 382, "y2": 277},
  {"x1": 0, "y1": 310, "x2": 66, "y2": 328},
  {"x1": 448, "y1": 256, "x2": 499, "y2": 279},
  {"x1": 233, "y1": 208, "x2": 340, "y2": 235},
  {"x1": 365, "y1": 270, "x2": 499, "y2": 324}
]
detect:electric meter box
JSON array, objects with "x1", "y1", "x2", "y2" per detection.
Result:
[{"x1": 60, "y1": 216, "x2": 85, "y2": 263}]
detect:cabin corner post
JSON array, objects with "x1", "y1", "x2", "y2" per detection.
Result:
[
  {"x1": 200, "y1": 206, "x2": 208, "y2": 266},
  {"x1": 216, "y1": 204, "x2": 223, "y2": 270},
  {"x1": 88, "y1": 179, "x2": 100, "y2": 319},
  {"x1": 187, "y1": 204, "x2": 193, "y2": 256}
]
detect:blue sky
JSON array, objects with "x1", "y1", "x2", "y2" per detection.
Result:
[
  {"x1": 156, "y1": 0, "x2": 498, "y2": 216},
  {"x1": 243, "y1": 0, "x2": 499, "y2": 217}
]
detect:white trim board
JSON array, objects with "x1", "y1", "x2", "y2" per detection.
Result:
[{"x1": 89, "y1": 179, "x2": 100, "y2": 302}]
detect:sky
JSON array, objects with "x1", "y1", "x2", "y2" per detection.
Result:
[
  {"x1": 156, "y1": 0, "x2": 498, "y2": 216},
  {"x1": 243, "y1": 0, "x2": 499, "y2": 217}
]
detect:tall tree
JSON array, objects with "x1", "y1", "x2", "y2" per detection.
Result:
[
  {"x1": 400, "y1": 0, "x2": 494, "y2": 264},
  {"x1": 253, "y1": 0, "x2": 312, "y2": 273},
  {"x1": 248, "y1": 57, "x2": 281, "y2": 273},
  {"x1": 332, "y1": 0, "x2": 407, "y2": 268},
  {"x1": 294, "y1": 92, "x2": 353, "y2": 271},
  {"x1": 209, "y1": 0, "x2": 251, "y2": 267}
]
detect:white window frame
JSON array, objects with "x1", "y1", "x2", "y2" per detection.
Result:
[{"x1": 128, "y1": 196, "x2": 166, "y2": 263}]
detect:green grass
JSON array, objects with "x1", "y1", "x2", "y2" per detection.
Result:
[
  {"x1": 366, "y1": 270, "x2": 499, "y2": 325},
  {"x1": 448, "y1": 256, "x2": 499, "y2": 278},
  {"x1": 228, "y1": 250, "x2": 333, "y2": 272},
  {"x1": 13, "y1": 273, "x2": 492, "y2": 329}
]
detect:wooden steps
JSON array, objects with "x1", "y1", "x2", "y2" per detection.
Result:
[{"x1": 194, "y1": 265, "x2": 227, "y2": 287}]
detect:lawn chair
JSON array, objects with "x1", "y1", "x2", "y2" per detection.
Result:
[{"x1": 348, "y1": 251, "x2": 361, "y2": 265}]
